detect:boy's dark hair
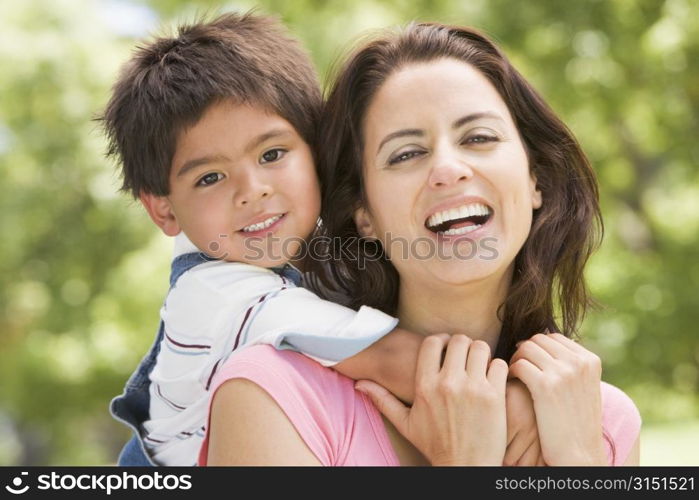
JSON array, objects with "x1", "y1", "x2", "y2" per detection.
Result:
[{"x1": 99, "y1": 11, "x2": 321, "y2": 198}]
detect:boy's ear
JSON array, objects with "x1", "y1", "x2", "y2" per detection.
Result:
[
  {"x1": 353, "y1": 206, "x2": 377, "y2": 239},
  {"x1": 139, "y1": 192, "x2": 181, "y2": 236}
]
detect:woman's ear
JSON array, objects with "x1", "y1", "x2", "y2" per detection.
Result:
[
  {"x1": 140, "y1": 192, "x2": 181, "y2": 236},
  {"x1": 530, "y1": 173, "x2": 542, "y2": 210},
  {"x1": 353, "y1": 206, "x2": 377, "y2": 239}
]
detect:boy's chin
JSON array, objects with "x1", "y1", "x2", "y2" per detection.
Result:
[
  {"x1": 231, "y1": 252, "x2": 297, "y2": 269},
  {"x1": 236, "y1": 240, "x2": 305, "y2": 268}
]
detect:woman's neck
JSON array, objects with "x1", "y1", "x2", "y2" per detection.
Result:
[{"x1": 396, "y1": 269, "x2": 512, "y2": 353}]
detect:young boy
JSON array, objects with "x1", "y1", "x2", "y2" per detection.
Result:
[{"x1": 101, "y1": 11, "x2": 423, "y2": 466}]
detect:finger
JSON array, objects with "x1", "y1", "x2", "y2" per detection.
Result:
[
  {"x1": 548, "y1": 333, "x2": 602, "y2": 377},
  {"x1": 547, "y1": 333, "x2": 590, "y2": 355},
  {"x1": 516, "y1": 439, "x2": 542, "y2": 467},
  {"x1": 528, "y1": 333, "x2": 576, "y2": 360},
  {"x1": 486, "y1": 358, "x2": 508, "y2": 392},
  {"x1": 536, "y1": 455, "x2": 547, "y2": 466},
  {"x1": 441, "y1": 334, "x2": 471, "y2": 374},
  {"x1": 355, "y1": 380, "x2": 409, "y2": 436},
  {"x1": 503, "y1": 433, "x2": 526, "y2": 466},
  {"x1": 465, "y1": 340, "x2": 491, "y2": 379},
  {"x1": 415, "y1": 335, "x2": 450, "y2": 399},
  {"x1": 508, "y1": 358, "x2": 542, "y2": 388},
  {"x1": 416, "y1": 334, "x2": 449, "y2": 379},
  {"x1": 509, "y1": 339, "x2": 555, "y2": 371}
]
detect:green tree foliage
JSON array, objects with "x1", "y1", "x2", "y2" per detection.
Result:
[{"x1": 0, "y1": 0, "x2": 696, "y2": 464}]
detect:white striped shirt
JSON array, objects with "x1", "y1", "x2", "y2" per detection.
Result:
[{"x1": 143, "y1": 234, "x2": 398, "y2": 465}]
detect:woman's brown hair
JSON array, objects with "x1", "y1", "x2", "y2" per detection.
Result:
[{"x1": 314, "y1": 22, "x2": 603, "y2": 359}]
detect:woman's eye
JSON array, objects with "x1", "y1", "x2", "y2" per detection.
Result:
[
  {"x1": 464, "y1": 134, "x2": 498, "y2": 146},
  {"x1": 260, "y1": 148, "x2": 287, "y2": 164},
  {"x1": 196, "y1": 172, "x2": 223, "y2": 187},
  {"x1": 388, "y1": 150, "x2": 424, "y2": 166}
]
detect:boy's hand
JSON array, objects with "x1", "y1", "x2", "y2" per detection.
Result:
[
  {"x1": 333, "y1": 327, "x2": 423, "y2": 403},
  {"x1": 503, "y1": 379, "x2": 545, "y2": 466}
]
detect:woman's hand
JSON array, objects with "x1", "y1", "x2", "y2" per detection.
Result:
[
  {"x1": 504, "y1": 379, "x2": 545, "y2": 466},
  {"x1": 355, "y1": 334, "x2": 508, "y2": 465},
  {"x1": 509, "y1": 333, "x2": 607, "y2": 465}
]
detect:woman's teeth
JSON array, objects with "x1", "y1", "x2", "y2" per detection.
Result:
[
  {"x1": 427, "y1": 203, "x2": 490, "y2": 228},
  {"x1": 442, "y1": 224, "x2": 482, "y2": 236},
  {"x1": 242, "y1": 214, "x2": 283, "y2": 232},
  {"x1": 426, "y1": 203, "x2": 492, "y2": 232}
]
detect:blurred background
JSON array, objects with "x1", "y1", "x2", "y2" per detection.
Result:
[{"x1": 0, "y1": 0, "x2": 697, "y2": 465}]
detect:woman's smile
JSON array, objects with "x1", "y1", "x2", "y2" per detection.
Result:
[
  {"x1": 422, "y1": 196, "x2": 495, "y2": 242},
  {"x1": 360, "y1": 57, "x2": 541, "y2": 284}
]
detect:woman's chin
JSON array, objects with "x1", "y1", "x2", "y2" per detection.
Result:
[{"x1": 398, "y1": 257, "x2": 508, "y2": 288}]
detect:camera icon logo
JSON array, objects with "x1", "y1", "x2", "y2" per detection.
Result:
[{"x1": 5, "y1": 472, "x2": 29, "y2": 495}]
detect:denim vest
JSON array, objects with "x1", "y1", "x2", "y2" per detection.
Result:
[{"x1": 110, "y1": 253, "x2": 302, "y2": 466}]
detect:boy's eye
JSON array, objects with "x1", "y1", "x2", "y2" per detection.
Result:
[
  {"x1": 196, "y1": 172, "x2": 223, "y2": 187},
  {"x1": 260, "y1": 148, "x2": 287, "y2": 164},
  {"x1": 388, "y1": 149, "x2": 425, "y2": 166}
]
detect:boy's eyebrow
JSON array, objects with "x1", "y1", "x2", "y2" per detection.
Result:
[
  {"x1": 176, "y1": 129, "x2": 294, "y2": 177},
  {"x1": 244, "y1": 128, "x2": 294, "y2": 154},
  {"x1": 375, "y1": 112, "x2": 504, "y2": 156},
  {"x1": 177, "y1": 154, "x2": 231, "y2": 178}
]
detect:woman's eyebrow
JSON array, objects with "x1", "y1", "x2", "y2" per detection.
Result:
[
  {"x1": 375, "y1": 112, "x2": 505, "y2": 157},
  {"x1": 452, "y1": 112, "x2": 503, "y2": 129},
  {"x1": 376, "y1": 129, "x2": 423, "y2": 156}
]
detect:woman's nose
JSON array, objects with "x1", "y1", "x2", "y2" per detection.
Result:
[
  {"x1": 427, "y1": 150, "x2": 474, "y2": 189},
  {"x1": 233, "y1": 169, "x2": 273, "y2": 207}
]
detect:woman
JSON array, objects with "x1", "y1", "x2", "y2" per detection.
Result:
[{"x1": 199, "y1": 23, "x2": 641, "y2": 466}]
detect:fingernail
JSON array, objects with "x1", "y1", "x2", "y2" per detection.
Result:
[
  {"x1": 515, "y1": 341, "x2": 523, "y2": 347},
  {"x1": 354, "y1": 382, "x2": 366, "y2": 394}
]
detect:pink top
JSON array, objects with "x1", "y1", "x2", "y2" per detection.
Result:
[{"x1": 198, "y1": 345, "x2": 641, "y2": 466}]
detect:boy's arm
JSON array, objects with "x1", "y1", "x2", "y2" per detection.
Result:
[
  {"x1": 236, "y1": 279, "x2": 400, "y2": 366},
  {"x1": 219, "y1": 267, "x2": 418, "y2": 398},
  {"x1": 333, "y1": 327, "x2": 423, "y2": 404}
]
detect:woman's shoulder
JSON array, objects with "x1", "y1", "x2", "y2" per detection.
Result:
[
  {"x1": 203, "y1": 345, "x2": 395, "y2": 465},
  {"x1": 600, "y1": 381, "x2": 641, "y2": 423},
  {"x1": 600, "y1": 381, "x2": 642, "y2": 465},
  {"x1": 210, "y1": 345, "x2": 354, "y2": 456},
  {"x1": 214, "y1": 344, "x2": 351, "y2": 390}
]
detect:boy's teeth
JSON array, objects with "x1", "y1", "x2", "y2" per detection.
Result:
[
  {"x1": 242, "y1": 214, "x2": 283, "y2": 232},
  {"x1": 426, "y1": 203, "x2": 490, "y2": 229},
  {"x1": 442, "y1": 224, "x2": 482, "y2": 236}
]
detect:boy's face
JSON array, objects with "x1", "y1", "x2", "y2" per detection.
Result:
[{"x1": 144, "y1": 100, "x2": 320, "y2": 268}]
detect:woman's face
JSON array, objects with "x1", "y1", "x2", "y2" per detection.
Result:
[{"x1": 357, "y1": 57, "x2": 542, "y2": 288}]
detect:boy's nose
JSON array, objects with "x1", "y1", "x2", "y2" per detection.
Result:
[
  {"x1": 237, "y1": 190, "x2": 269, "y2": 206},
  {"x1": 234, "y1": 172, "x2": 273, "y2": 207}
]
